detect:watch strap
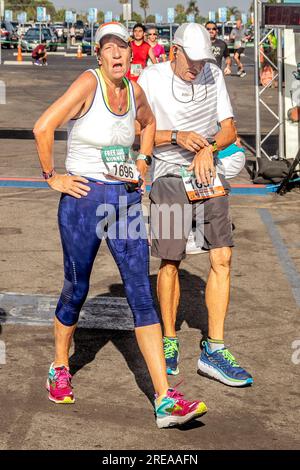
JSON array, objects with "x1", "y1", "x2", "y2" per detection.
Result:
[
  {"x1": 42, "y1": 169, "x2": 56, "y2": 180},
  {"x1": 210, "y1": 140, "x2": 218, "y2": 153},
  {"x1": 136, "y1": 154, "x2": 152, "y2": 166},
  {"x1": 171, "y1": 130, "x2": 178, "y2": 145}
]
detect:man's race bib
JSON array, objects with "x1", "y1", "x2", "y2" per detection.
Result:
[
  {"x1": 101, "y1": 146, "x2": 139, "y2": 183},
  {"x1": 180, "y1": 167, "x2": 226, "y2": 201},
  {"x1": 130, "y1": 63, "x2": 143, "y2": 77}
]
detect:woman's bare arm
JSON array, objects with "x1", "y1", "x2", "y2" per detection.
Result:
[
  {"x1": 131, "y1": 81, "x2": 156, "y2": 191},
  {"x1": 33, "y1": 71, "x2": 97, "y2": 198}
]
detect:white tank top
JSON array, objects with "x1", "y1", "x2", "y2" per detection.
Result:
[{"x1": 66, "y1": 69, "x2": 137, "y2": 182}]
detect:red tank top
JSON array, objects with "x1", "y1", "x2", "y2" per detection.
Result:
[{"x1": 127, "y1": 41, "x2": 151, "y2": 82}]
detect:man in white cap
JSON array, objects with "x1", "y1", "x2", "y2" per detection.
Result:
[{"x1": 138, "y1": 23, "x2": 253, "y2": 387}]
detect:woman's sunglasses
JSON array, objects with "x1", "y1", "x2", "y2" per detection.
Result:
[
  {"x1": 148, "y1": 33, "x2": 158, "y2": 36},
  {"x1": 206, "y1": 27, "x2": 217, "y2": 31}
]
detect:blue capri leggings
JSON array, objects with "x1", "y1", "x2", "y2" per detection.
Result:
[{"x1": 55, "y1": 181, "x2": 159, "y2": 328}]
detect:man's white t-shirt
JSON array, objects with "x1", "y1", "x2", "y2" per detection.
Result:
[{"x1": 138, "y1": 61, "x2": 234, "y2": 181}]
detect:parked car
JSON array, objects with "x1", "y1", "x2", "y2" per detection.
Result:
[
  {"x1": 0, "y1": 21, "x2": 18, "y2": 48},
  {"x1": 74, "y1": 20, "x2": 85, "y2": 40},
  {"x1": 11, "y1": 21, "x2": 19, "y2": 31},
  {"x1": 42, "y1": 27, "x2": 58, "y2": 51},
  {"x1": 34, "y1": 22, "x2": 51, "y2": 28},
  {"x1": 52, "y1": 22, "x2": 64, "y2": 41},
  {"x1": 82, "y1": 28, "x2": 98, "y2": 54},
  {"x1": 21, "y1": 27, "x2": 58, "y2": 52},
  {"x1": 17, "y1": 23, "x2": 35, "y2": 37},
  {"x1": 63, "y1": 22, "x2": 70, "y2": 43}
]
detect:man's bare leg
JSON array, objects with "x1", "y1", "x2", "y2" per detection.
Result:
[
  {"x1": 157, "y1": 259, "x2": 181, "y2": 337},
  {"x1": 206, "y1": 247, "x2": 232, "y2": 340},
  {"x1": 234, "y1": 52, "x2": 244, "y2": 73},
  {"x1": 198, "y1": 246, "x2": 253, "y2": 386}
]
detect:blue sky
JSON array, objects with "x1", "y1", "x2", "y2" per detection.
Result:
[{"x1": 51, "y1": 1, "x2": 252, "y2": 18}]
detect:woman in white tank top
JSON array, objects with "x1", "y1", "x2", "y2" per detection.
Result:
[{"x1": 33, "y1": 22, "x2": 206, "y2": 428}]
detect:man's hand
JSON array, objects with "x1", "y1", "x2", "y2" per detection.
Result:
[
  {"x1": 188, "y1": 146, "x2": 216, "y2": 185},
  {"x1": 224, "y1": 66, "x2": 231, "y2": 76},
  {"x1": 177, "y1": 131, "x2": 209, "y2": 153},
  {"x1": 47, "y1": 174, "x2": 90, "y2": 199},
  {"x1": 136, "y1": 159, "x2": 148, "y2": 194}
]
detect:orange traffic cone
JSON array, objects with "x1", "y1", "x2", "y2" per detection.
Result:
[
  {"x1": 17, "y1": 45, "x2": 23, "y2": 62},
  {"x1": 77, "y1": 44, "x2": 83, "y2": 59}
]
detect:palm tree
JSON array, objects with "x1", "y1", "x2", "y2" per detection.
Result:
[
  {"x1": 175, "y1": 3, "x2": 186, "y2": 24},
  {"x1": 139, "y1": 0, "x2": 149, "y2": 22},
  {"x1": 227, "y1": 6, "x2": 240, "y2": 20},
  {"x1": 175, "y1": 4, "x2": 185, "y2": 15},
  {"x1": 186, "y1": 1, "x2": 200, "y2": 17}
]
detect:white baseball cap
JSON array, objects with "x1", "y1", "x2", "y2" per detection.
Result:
[
  {"x1": 95, "y1": 22, "x2": 130, "y2": 45},
  {"x1": 173, "y1": 23, "x2": 215, "y2": 61}
]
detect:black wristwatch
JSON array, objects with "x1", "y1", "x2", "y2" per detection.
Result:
[
  {"x1": 171, "y1": 130, "x2": 178, "y2": 145},
  {"x1": 136, "y1": 154, "x2": 152, "y2": 166}
]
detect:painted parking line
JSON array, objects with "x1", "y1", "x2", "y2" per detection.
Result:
[
  {"x1": 0, "y1": 177, "x2": 298, "y2": 193},
  {"x1": 0, "y1": 292, "x2": 134, "y2": 330},
  {"x1": 258, "y1": 208, "x2": 300, "y2": 308},
  {"x1": 0, "y1": 178, "x2": 274, "y2": 195}
]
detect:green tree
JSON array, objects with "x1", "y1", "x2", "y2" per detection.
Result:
[
  {"x1": 146, "y1": 15, "x2": 155, "y2": 23},
  {"x1": 139, "y1": 0, "x2": 149, "y2": 22},
  {"x1": 6, "y1": 1, "x2": 56, "y2": 21},
  {"x1": 195, "y1": 16, "x2": 207, "y2": 25},
  {"x1": 186, "y1": 1, "x2": 200, "y2": 18},
  {"x1": 175, "y1": 4, "x2": 186, "y2": 24},
  {"x1": 132, "y1": 11, "x2": 143, "y2": 23},
  {"x1": 97, "y1": 11, "x2": 104, "y2": 24},
  {"x1": 53, "y1": 9, "x2": 65, "y2": 22}
]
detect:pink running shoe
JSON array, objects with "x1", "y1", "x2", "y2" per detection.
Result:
[
  {"x1": 155, "y1": 388, "x2": 207, "y2": 428},
  {"x1": 46, "y1": 363, "x2": 75, "y2": 404}
]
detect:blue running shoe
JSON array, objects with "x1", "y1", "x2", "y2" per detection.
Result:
[
  {"x1": 163, "y1": 337, "x2": 180, "y2": 376},
  {"x1": 197, "y1": 341, "x2": 253, "y2": 387}
]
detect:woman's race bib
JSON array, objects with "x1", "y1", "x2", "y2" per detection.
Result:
[{"x1": 101, "y1": 146, "x2": 139, "y2": 183}]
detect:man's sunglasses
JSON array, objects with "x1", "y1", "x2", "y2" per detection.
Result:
[{"x1": 206, "y1": 27, "x2": 217, "y2": 31}]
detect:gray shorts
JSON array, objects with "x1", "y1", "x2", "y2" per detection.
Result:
[{"x1": 149, "y1": 175, "x2": 234, "y2": 261}]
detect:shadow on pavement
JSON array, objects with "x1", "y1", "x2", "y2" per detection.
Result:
[{"x1": 69, "y1": 270, "x2": 208, "y2": 405}]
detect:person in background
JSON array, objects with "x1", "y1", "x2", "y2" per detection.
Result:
[
  {"x1": 127, "y1": 23, "x2": 156, "y2": 81},
  {"x1": 147, "y1": 27, "x2": 166, "y2": 64},
  {"x1": 230, "y1": 19, "x2": 250, "y2": 78},
  {"x1": 205, "y1": 21, "x2": 231, "y2": 75},
  {"x1": 32, "y1": 41, "x2": 48, "y2": 66},
  {"x1": 217, "y1": 136, "x2": 246, "y2": 179},
  {"x1": 70, "y1": 25, "x2": 76, "y2": 46}
]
